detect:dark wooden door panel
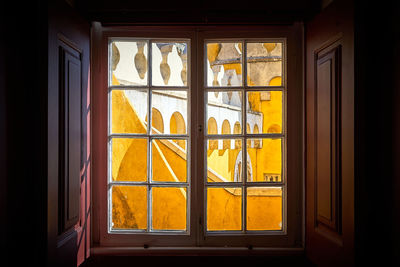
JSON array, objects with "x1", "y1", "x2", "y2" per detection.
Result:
[
  {"x1": 306, "y1": 1, "x2": 354, "y2": 265},
  {"x1": 60, "y1": 44, "x2": 82, "y2": 232},
  {"x1": 48, "y1": 1, "x2": 90, "y2": 266},
  {"x1": 315, "y1": 44, "x2": 341, "y2": 234}
]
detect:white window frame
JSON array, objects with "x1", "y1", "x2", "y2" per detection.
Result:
[
  {"x1": 91, "y1": 24, "x2": 304, "y2": 252},
  {"x1": 202, "y1": 37, "x2": 286, "y2": 236},
  {"x1": 107, "y1": 37, "x2": 192, "y2": 236}
]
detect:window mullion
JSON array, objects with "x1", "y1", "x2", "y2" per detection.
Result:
[
  {"x1": 147, "y1": 136, "x2": 152, "y2": 232},
  {"x1": 242, "y1": 40, "x2": 247, "y2": 234}
]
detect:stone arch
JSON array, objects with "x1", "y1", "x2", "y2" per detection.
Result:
[
  {"x1": 170, "y1": 111, "x2": 186, "y2": 149},
  {"x1": 233, "y1": 121, "x2": 241, "y2": 134},
  {"x1": 207, "y1": 117, "x2": 218, "y2": 149},
  {"x1": 233, "y1": 151, "x2": 253, "y2": 182},
  {"x1": 233, "y1": 121, "x2": 241, "y2": 148},
  {"x1": 253, "y1": 124, "x2": 260, "y2": 148},
  {"x1": 267, "y1": 123, "x2": 281, "y2": 133},
  {"x1": 268, "y1": 76, "x2": 282, "y2": 86},
  {"x1": 246, "y1": 123, "x2": 251, "y2": 147},
  {"x1": 151, "y1": 108, "x2": 164, "y2": 133},
  {"x1": 207, "y1": 117, "x2": 218, "y2": 134},
  {"x1": 253, "y1": 124, "x2": 259, "y2": 134},
  {"x1": 221, "y1": 120, "x2": 231, "y2": 149}
]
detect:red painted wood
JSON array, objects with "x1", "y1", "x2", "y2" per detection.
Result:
[
  {"x1": 48, "y1": 1, "x2": 90, "y2": 266},
  {"x1": 305, "y1": 0, "x2": 354, "y2": 266}
]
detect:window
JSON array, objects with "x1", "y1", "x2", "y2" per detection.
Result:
[
  {"x1": 204, "y1": 40, "x2": 285, "y2": 233},
  {"x1": 93, "y1": 26, "x2": 303, "y2": 249},
  {"x1": 108, "y1": 39, "x2": 190, "y2": 233}
]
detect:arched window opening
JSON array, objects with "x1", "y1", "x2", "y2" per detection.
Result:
[
  {"x1": 221, "y1": 120, "x2": 231, "y2": 149},
  {"x1": 234, "y1": 151, "x2": 253, "y2": 182},
  {"x1": 253, "y1": 124, "x2": 260, "y2": 148},
  {"x1": 267, "y1": 123, "x2": 281, "y2": 134},
  {"x1": 246, "y1": 123, "x2": 251, "y2": 147},
  {"x1": 170, "y1": 111, "x2": 186, "y2": 149},
  {"x1": 207, "y1": 117, "x2": 218, "y2": 150},
  {"x1": 233, "y1": 121, "x2": 241, "y2": 148},
  {"x1": 268, "y1": 76, "x2": 282, "y2": 86},
  {"x1": 145, "y1": 108, "x2": 164, "y2": 133}
]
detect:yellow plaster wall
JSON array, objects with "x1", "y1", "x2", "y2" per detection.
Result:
[
  {"x1": 207, "y1": 187, "x2": 282, "y2": 231},
  {"x1": 155, "y1": 140, "x2": 187, "y2": 182},
  {"x1": 207, "y1": 148, "x2": 240, "y2": 182},
  {"x1": 152, "y1": 187, "x2": 187, "y2": 230},
  {"x1": 207, "y1": 187, "x2": 242, "y2": 230},
  {"x1": 247, "y1": 77, "x2": 283, "y2": 182},
  {"x1": 111, "y1": 72, "x2": 283, "y2": 231}
]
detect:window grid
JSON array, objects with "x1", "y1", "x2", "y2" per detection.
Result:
[
  {"x1": 107, "y1": 38, "x2": 190, "y2": 234},
  {"x1": 204, "y1": 39, "x2": 286, "y2": 234}
]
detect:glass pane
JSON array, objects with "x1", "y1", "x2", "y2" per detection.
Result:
[
  {"x1": 111, "y1": 90, "x2": 148, "y2": 134},
  {"x1": 247, "y1": 187, "x2": 283, "y2": 230},
  {"x1": 111, "y1": 138, "x2": 147, "y2": 182},
  {"x1": 246, "y1": 42, "x2": 282, "y2": 86},
  {"x1": 207, "y1": 91, "x2": 242, "y2": 135},
  {"x1": 110, "y1": 41, "x2": 148, "y2": 86},
  {"x1": 207, "y1": 139, "x2": 242, "y2": 182},
  {"x1": 111, "y1": 185, "x2": 147, "y2": 230},
  {"x1": 246, "y1": 91, "x2": 282, "y2": 134},
  {"x1": 246, "y1": 138, "x2": 282, "y2": 182},
  {"x1": 207, "y1": 187, "x2": 242, "y2": 231},
  {"x1": 206, "y1": 42, "x2": 243, "y2": 87},
  {"x1": 151, "y1": 90, "x2": 187, "y2": 134},
  {"x1": 152, "y1": 187, "x2": 187, "y2": 231},
  {"x1": 152, "y1": 42, "x2": 188, "y2": 86},
  {"x1": 152, "y1": 139, "x2": 187, "y2": 182}
]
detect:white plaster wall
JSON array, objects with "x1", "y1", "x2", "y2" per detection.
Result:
[{"x1": 113, "y1": 41, "x2": 186, "y2": 86}]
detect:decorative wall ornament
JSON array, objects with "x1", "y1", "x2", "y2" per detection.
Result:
[
  {"x1": 217, "y1": 43, "x2": 242, "y2": 86},
  {"x1": 207, "y1": 43, "x2": 222, "y2": 86},
  {"x1": 212, "y1": 65, "x2": 222, "y2": 86},
  {"x1": 156, "y1": 43, "x2": 173, "y2": 85},
  {"x1": 134, "y1": 42, "x2": 147, "y2": 79},
  {"x1": 224, "y1": 69, "x2": 236, "y2": 86},
  {"x1": 263, "y1": 43, "x2": 277, "y2": 55},
  {"x1": 176, "y1": 43, "x2": 188, "y2": 86},
  {"x1": 112, "y1": 42, "x2": 120, "y2": 71}
]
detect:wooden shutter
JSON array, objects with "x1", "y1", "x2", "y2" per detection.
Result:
[
  {"x1": 47, "y1": 1, "x2": 90, "y2": 266},
  {"x1": 305, "y1": 1, "x2": 354, "y2": 265},
  {"x1": 59, "y1": 41, "x2": 82, "y2": 233}
]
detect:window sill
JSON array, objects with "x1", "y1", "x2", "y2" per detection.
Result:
[{"x1": 91, "y1": 246, "x2": 304, "y2": 256}]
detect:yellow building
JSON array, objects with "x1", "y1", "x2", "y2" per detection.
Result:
[{"x1": 110, "y1": 41, "x2": 284, "y2": 232}]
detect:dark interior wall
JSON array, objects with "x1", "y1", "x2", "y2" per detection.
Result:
[
  {"x1": 76, "y1": 0, "x2": 321, "y2": 24},
  {"x1": 0, "y1": 1, "x2": 321, "y2": 265},
  {"x1": 1, "y1": 0, "x2": 399, "y2": 266},
  {"x1": 354, "y1": 0, "x2": 400, "y2": 265},
  {"x1": 0, "y1": 6, "x2": 6, "y2": 256},
  {"x1": 1, "y1": 0, "x2": 48, "y2": 265},
  {"x1": 394, "y1": 12, "x2": 400, "y2": 263}
]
